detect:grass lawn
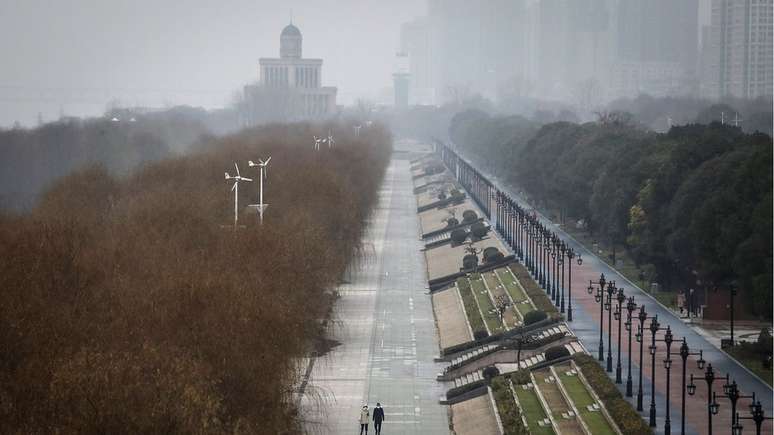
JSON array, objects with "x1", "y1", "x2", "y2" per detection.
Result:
[
  {"x1": 727, "y1": 343, "x2": 773, "y2": 386},
  {"x1": 470, "y1": 275, "x2": 505, "y2": 334},
  {"x1": 496, "y1": 268, "x2": 535, "y2": 318},
  {"x1": 513, "y1": 383, "x2": 556, "y2": 435},
  {"x1": 456, "y1": 278, "x2": 487, "y2": 337},
  {"x1": 557, "y1": 370, "x2": 616, "y2": 435},
  {"x1": 484, "y1": 271, "x2": 522, "y2": 323},
  {"x1": 507, "y1": 263, "x2": 558, "y2": 315}
]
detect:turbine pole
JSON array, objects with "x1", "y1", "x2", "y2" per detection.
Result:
[
  {"x1": 234, "y1": 182, "x2": 239, "y2": 229},
  {"x1": 259, "y1": 166, "x2": 265, "y2": 224}
]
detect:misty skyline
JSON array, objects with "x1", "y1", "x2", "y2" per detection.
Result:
[{"x1": 0, "y1": 0, "x2": 424, "y2": 126}]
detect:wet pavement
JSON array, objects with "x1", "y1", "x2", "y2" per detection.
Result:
[
  {"x1": 300, "y1": 143, "x2": 449, "y2": 435},
  {"x1": 478, "y1": 166, "x2": 773, "y2": 435}
]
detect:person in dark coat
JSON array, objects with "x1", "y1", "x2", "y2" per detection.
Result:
[{"x1": 373, "y1": 402, "x2": 385, "y2": 434}]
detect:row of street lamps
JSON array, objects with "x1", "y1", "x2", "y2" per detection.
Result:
[{"x1": 439, "y1": 144, "x2": 771, "y2": 435}]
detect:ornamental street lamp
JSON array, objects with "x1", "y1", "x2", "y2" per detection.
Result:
[
  {"x1": 735, "y1": 397, "x2": 773, "y2": 435},
  {"x1": 535, "y1": 233, "x2": 543, "y2": 286},
  {"x1": 661, "y1": 325, "x2": 674, "y2": 434},
  {"x1": 613, "y1": 287, "x2": 626, "y2": 384},
  {"x1": 588, "y1": 274, "x2": 608, "y2": 361},
  {"x1": 648, "y1": 315, "x2": 661, "y2": 427},
  {"x1": 715, "y1": 376, "x2": 756, "y2": 434},
  {"x1": 605, "y1": 282, "x2": 616, "y2": 373},
  {"x1": 624, "y1": 296, "x2": 637, "y2": 397},
  {"x1": 729, "y1": 284, "x2": 737, "y2": 347},
  {"x1": 675, "y1": 338, "x2": 704, "y2": 435},
  {"x1": 688, "y1": 362, "x2": 718, "y2": 435},
  {"x1": 634, "y1": 305, "x2": 649, "y2": 411},
  {"x1": 566, "y1": 247, "x2": 581, "y2": 321},
  {"x1": 543, "y1": 232, "x2": 552, "y2": 293}
]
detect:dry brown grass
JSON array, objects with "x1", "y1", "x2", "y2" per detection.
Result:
[{"x1": 0, "y1": 122, "x2": 391, "y2": 434}]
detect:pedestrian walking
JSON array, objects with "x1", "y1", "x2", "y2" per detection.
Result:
[
  {"x1": 359, "y1": 405, "x2": 370, "y2": 435},
  {"x1": 373, "y1": 402, "x2": 385, "y2": 434}
]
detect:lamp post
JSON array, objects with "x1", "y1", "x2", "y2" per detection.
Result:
[
  {"x1": 605, "y1": 281, "x2": 616, "y2": 373},
  {"x1": 565, "y1": 246, "x2": 580, "y2": 320},
  {"x1": 688, "y1": 362, "x2": 718, "y2": 435},
  {"x1": 543, "y1": 232, "x2": 552, "y2": 293},
  {"x1": 648, "y1": 315, "x2": 661, "y2": 427},
  {"x1": 624, "y1": 296, "x2": 637, "y2": 397},
  {"x1": 715, "y1": 376, "x2": 756, "y2": 434},
  {"x1": 729, "y1": 284, "x2": 737, "y2": 347},
  {"x1": 613, "y1": 287, "x2": 626, "y2": 384},
  {"x1": 735, "y1": 397, "x2": 773, "y2": 435},
  {"x1": 675, "y1": 338, "x2": 704, "y2": 435},
  {"x1": 661, "y1": 325, "x2": 674, "y2": 434},
  {"x1": 535, "y1": 234, "x2": 543, "y2": 286},
  {"x1": 556, "y1": 242, "x2": 564, "y2": 305},
  {"x1": 588, "y1": 274, "x2": 607, "y2": 362},
  {"x1": 635, "y1": 305, "x2": 649, "y2": 411}
]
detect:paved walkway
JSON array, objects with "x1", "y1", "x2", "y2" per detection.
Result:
[
  {"x1": 300, "y1": 145, "x2": 449, "y2": 435},
  {"x1": 477, "y1": 168, "x2": 774, "y2": 435}
]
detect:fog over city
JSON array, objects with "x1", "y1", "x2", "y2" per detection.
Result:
[
  {"x1": 0, "y1": 0, "x2": 423, "y2": 126},
  {"x1": 0, "y1": 1, "x2": 771, "y2": 434}
]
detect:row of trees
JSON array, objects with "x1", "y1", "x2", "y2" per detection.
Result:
[
  {"x1": 450, "y1": 110, "x2": 772, "y2": 318},
  {"x1": 0, "y1": 122, "x2": 392, "y2": 433},
  {"x1": 0, "y1": 107, "x2": 213, "y2": 211}
]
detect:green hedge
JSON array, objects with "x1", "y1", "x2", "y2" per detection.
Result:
[
  {"x1": 509, "y1": 263, "x2": 558, "y2": 314},
  {"x1": 491, "y1": 377, "x2": 528, "y2": 435},
  {"x1": 523, "y1": 310, "x2": 547, "y2": 325},
  {"x1": 574, "y1": 354, "x2": 653, "y2": 435},
  {"x1": 457, "y1": 278, "x2": 487, "y2": 338}
]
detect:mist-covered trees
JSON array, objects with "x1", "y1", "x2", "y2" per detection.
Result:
[
  {"x1": 0, "y1": 122, "x2": 392, "y2": 433},
  {"x1": 0, "y1": 108, "x2": 212, "y2": 211},
  {"x1": 450, "y1": 112, "x2": 773, "y2": 318}
]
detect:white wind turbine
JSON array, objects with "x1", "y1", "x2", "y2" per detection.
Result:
[
  {"x1": 248, "y1": 157, "x2": 271, "y2": 224},
  {"x1": 225, "y1": 162, "x2": 252, "y2": 229},
  {"x1": 324, "y1": 130, "x2": 335, "y2": 148},
  {"x1": 313, "y1": 135, "x2": 323, "y2": 151}
]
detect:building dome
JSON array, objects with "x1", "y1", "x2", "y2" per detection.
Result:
[
  {"x1": 281, "y1": 23, "x2": 301, "y2": 37},
  {"x1": 280, "y1": 23, "x2": 302, "y2": 58}
]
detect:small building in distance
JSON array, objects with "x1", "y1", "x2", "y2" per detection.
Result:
[{"x1": 242, "y1": 23, "x2": 337, "y2": 125}]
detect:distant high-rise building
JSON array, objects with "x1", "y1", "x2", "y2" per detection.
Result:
[
  {"x1": 611, "y1": 0, "x2": 699, "y2": 98},
  {"x1": 702, "y1": 0, "x2": 773, "y2": 99},
  {"x1": 400, "y1": 18, "x2": 434, "y2": 105},
  {"x1": 242, "y1": 23, "x2": 337, "y2": 125}
]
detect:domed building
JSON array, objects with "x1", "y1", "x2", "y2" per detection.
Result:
[{"x1": 242, "y1": 23, "x2": 337, "y2": 124}]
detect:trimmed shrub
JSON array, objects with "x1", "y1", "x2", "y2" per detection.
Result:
[
  {"x1": 484, "y1": 250, "x2": 504, "y2": 264},
  {"x1": 462, "y1": 254, "x2": 478, "y2": 270},
  {"x1": 470, "y1": 222, "x2": 489, "y2": 238},
  {"x1": 482, "y1": 366, "x2": 500, "y2": 379},
  {"x1": 482, "y1": 247, "x2": 499, "y2": 259},
  {"x1": 545, "y1": 345, "x2": 570, "y2": 361},
  {"x1": 523, "y1": 310, "x2": 548, "y2": 326},
  {"x1": 474, "y1": 330, "x2": 489, "y2": 341},
  {"x1": 450, "y1": 229, "x2": 468, "y2": 244},
  {"x1": 574, "y1": 354, "x2": 652, "y2": 434},
  {"x1": 462, "y1": 209, "x2": 478, "y2": 223},
  {"x1": 445, "y1": 217, "x2": 459, "y2": 227},
  {"x1": 437, "y1": 192, "x2": 447, "y2": 200}
]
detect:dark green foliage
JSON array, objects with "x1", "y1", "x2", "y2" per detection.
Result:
[
  {"x1": 482, "y1": 246, "x2": 503, "y2": 263},
  {"x1": 758, "y1": 328, "x2": 773, "y2": 354},
  {"x1": 508, "y1": 370, "x2": 531, "y2": 385},
  {"x1": 451, "y1": 229, "x2": 468, "y2": 244},
  {"x1": 451, "y1": 113, "x2": 773, "y2": 319},
  {"x1": 462, "y1": 254, "x2": 478, "y2": 270},
  {"x1": 474, "y1": 330, "x2": 489, "y2": 341},
  {"x1": 544, "y1": 345, "x2": 570, "y2": 361},
  {"x1": 523, "y1": 310, "x2": 547, "y2": 326},
  {"x1": 457, "y1": 278, "x2": 487, "y2": 339},
  {"x1": 574, "y1": 354, "x2": 652, "y2": 434},
  {"x1": 470, "y1": 221, "x2": 489, "y2": 238},
  {"x1": 462, "y1": 209, "x2": 478, "y2": 223},
  {"x1": 490, "y1": 376, "x2": 528, "y2": 435},
  {"x1": 482, "y1": 366, "x2": 500, "y2": 379},
  {"x1": 445, "y1": 217, "x2": 459, "y2": 227}
]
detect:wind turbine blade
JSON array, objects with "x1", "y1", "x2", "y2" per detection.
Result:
[
  {"x1": 265, "y1": 156, "x2": 271, "y2": 164},
  {"x1": 234, "y1": 163, "x2": 240, "y2": 176},
  {"x1": 231, "y1": 182, "x2": 238, "y2": 191},
  {"x1": 225, "y1": 172, "x2": 230, "y2": 179},
  {"x1": 242, "y1": 177, "x2": 253, "y2": 182},
  {"x1": 248, "y1": 160, "x2": 257, "y2": 167}
]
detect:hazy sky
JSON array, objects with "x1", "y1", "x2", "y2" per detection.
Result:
[{"x1": 0, "y1": 0, "x2": 424, "y2": 126}]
